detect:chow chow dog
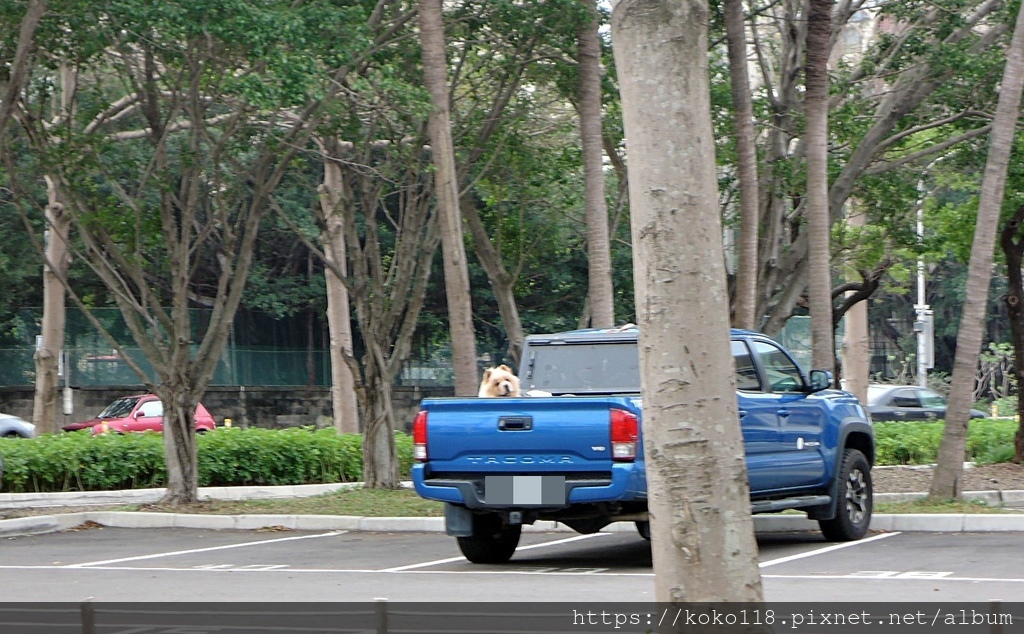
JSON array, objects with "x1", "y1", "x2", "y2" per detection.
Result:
[{"x1": 478, "y1": 365, "x2": 522, "y2": 397}]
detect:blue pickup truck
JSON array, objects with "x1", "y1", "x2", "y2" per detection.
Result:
[{"x1": 412, "y1": 327, "x2": 874, "y2": 563}]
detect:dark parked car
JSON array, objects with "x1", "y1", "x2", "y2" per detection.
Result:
[
  {"x1": 62, "y1": 394, "x2": 216, "y2": 434},
  {"x1": 0, "y1": 413, "x2": 36, "y2": 438},
  {"x1": 866, "y1": 384, "x2": 987, "y2": 422}
]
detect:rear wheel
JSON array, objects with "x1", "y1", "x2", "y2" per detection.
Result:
[
  {"x1": 456, "y1": 513, "x2": 522, "y2": 564},
  {"x1": 635, "y1": 520, "x2": 651, "y2": 540},
  {"x1": 818, "y1": 449, "x2": 872, "y2": 541}
]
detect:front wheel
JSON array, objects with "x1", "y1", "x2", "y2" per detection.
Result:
[
  {"x1": 818, "y1": 449, "x2": 873, "y2": 542},
  {"x1": 456, "y1": 513, "x2": 522, "y2": 564}
]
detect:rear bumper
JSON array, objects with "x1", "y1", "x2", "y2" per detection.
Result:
[{"x1": 411, "y1": 463, "x2": 645, "y2": 509}]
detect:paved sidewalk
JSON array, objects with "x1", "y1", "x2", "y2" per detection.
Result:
[{"x1": 2, "y1": 484, "x2": 1024, "y2": 538}]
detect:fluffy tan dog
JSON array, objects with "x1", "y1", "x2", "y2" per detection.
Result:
[{"x1": 478, "y1": 365, "x2": 522, "y2": 397}]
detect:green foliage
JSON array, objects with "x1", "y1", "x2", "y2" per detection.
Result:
[
  {"x1": 992, "y1": 396, "x2": 1018, "y2": 417},
  {"x1": 0, "y1": 432, "x2": 166, "y2": 492},
  {"x1": 978, "y1": 444, "x2": 1018, "y2": 465},
  {"x1": 0, "y1": 429, "x2": 414, "y2": 493},
  {"x1": 873, "y1": 418, "x2": 1019, "y2": 465}
]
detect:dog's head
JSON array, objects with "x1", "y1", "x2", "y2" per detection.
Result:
[{"x1": 478, "y1": 365, "x2": 522, "y2": 397}]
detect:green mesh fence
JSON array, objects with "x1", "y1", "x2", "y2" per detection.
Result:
[
  {"x1": 0, "y1": 347, "x2": 331, "y2": 387},
  {"x1": 0, "y1": 348, "x2": 35, "y2": 386},
  {"x1": 0, "y1": 346, "x2": 467, "y2": 388},
  {"x1": 5, "y1": 307, "x2": 474, "y2": 389}
]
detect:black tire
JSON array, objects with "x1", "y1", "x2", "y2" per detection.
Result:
[
  {"x1": 456, "y1": 513, "x2": 522, "y2": 564},
  {"x1": 818, "y1": 448, "x2": 873, "y2": 542},
  {"x1": 635, "y1": 521, "x2": 651, "y2": 540}
]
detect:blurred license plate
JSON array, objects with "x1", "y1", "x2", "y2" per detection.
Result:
[{"x1": 485, "y1": 475, "x2": 566, "y2": 505}]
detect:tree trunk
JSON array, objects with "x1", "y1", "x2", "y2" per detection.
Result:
[
  {"x1": 841, "y1": 207, "x2": 869, "y2": 402},
  {"x1": 931, "y1": 0, "x2": 1024, "y2": 498},
  {"x1": 361, "y1": 340, "x2": 400, "y2": 488},
  {"x1": 805, "y1": 0, "x2": 835, "y2": 372},
  {"x1": 578, "y1": 0, "x2": 615, "y2": 328},
  {"x1": 159, "y1": 383, "x2": 200, "y2": 505},
  {"x1": 999, "y1": 204, "x2": 1024, "y2": 463},
  {"x1": 611, "y1": 0, "x2": 764, "y2": 602},
  {"x1": 33, "y1": 63, "x2": 76, "y2": 435},
  {"x1": 0, "y1": 0, "x2": 46, "y2": 136},
  {"x1": 724, "y1": 0, "x2": 760, "y2": 330},
  {"x1": 461, "y1": 193, "x2": 526, "y2": 366},
  {"x1": 320, "y1": 153, "x2": 360, "y2": 434},
  {"x1": 418, "y1": 0, "x2": 479, "y2": 396},
  {"x1": 327, "y1": 156, "x2": 442, "y2": 488},
  {"x1": 33, "y1": 176, "x2": 70, "y2": 434},
  {"x1": 754, "y1": 0, "x2": 1006, "y2": 333}
]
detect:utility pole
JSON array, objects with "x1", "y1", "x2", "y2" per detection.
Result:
[{"x1": 915, "y1": 178, "x2": 935, "y2": 387}]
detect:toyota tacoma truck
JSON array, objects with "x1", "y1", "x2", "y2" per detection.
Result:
[{"x1": 412, "y1": 327, "x2": 874, "y2": 563}]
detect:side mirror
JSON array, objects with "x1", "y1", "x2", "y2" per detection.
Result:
[{"x1": 808, "y1": 369, "x2": 833, "y2": 392}]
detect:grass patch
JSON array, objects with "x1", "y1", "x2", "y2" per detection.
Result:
[{"x1": 117, "y1": 486, "x2": 445, "y2": 517}]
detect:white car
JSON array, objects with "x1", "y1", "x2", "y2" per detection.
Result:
[
  {"x1": 0, "y1": 413, "x2": 36, "y2": 438},
  {"x1": 866, "y1": 384, "x2": 986, "y2": 422}
]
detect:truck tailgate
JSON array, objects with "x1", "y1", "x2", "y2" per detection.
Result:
[{"x1": 420, "y1": 396, "x2": 642, "y2": 472}]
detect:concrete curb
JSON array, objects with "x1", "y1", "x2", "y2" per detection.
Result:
[
  {"x1": 3, "y1": 484, "x2": 1024, "y2": 538},
  {"x1": 0, "y1": 482, "x2": 363, "y2": 509}
]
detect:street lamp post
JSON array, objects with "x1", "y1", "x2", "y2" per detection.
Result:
[{"x1": 914, "y1": 175, "x2": 935, "y2": 388}]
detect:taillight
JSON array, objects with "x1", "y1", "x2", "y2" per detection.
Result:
[
  {"x1": 412, "y1": 411, "x2": 428, "y2": 461},
  {"x1": 610, "y1": 409, "x2": 638, "y2": 462}
]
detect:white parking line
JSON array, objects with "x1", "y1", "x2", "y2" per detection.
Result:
[
  {"x1": 0, "y1": 564, "x2": 654, "y2": 577},
  {"x1": 762, "y1": 573, "x2": 1024, "y2": 584},
  {"x1": 758, "y1": 532, "x2": 899, "y2": 568},
  {"x1": 66, "y1": 531, "x2": 347, "y2": 568},
  {"x1": 379, "y1": 533, "x2": 611, "y2": 572}
]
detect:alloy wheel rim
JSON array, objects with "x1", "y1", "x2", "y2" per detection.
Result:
[{"x1": 845, "y1": 468, "x2": 868, "y2": 524}]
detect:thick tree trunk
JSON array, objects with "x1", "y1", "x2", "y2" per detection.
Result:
[
  {"x1": 999, "y1": 205, "x2": 1024, "y2": 464},
  {"x1": 361, "y1": 340, "x2": 399, "y2": 488},
  {"x1": 320, "y1": 154, "x2": 360, "y2": 434},
  {"x1": 841, "y1": 208, "x2": 869, "y2": 401},
  {"x1": 805, "y1": 0, "x2": 835, "y2": 372},
  {"x1": 724, "y1": 0, "x2": 760, "y2": 330},
  {"x1": 33, "y1": 64, "x2": 76, "y2": 435},
  {"x1": 611, "y1": 0, "x2": 764, "y2": 602},
  {"x1": 578, "y1": 0, "x2": 615, "y2": 328},
  {"x1": 33, "y1": 176, "x2": 70, "y2": 434},
  {"x1": 419, "y1": 0, "x2": 479, "y2": 396},
  {"x1": 931, "y1": 1, "x2": 1024, "y2": 498},
  {"x1": 160, "y1": 384, "x2": 200, "y2": 505}
]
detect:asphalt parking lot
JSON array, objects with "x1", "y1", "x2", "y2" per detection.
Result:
[{"x1": 2, "y1": 526, "x2": 1023, "y2": 603}]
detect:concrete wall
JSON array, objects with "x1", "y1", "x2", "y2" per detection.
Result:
[{"x1": 0, "y1": 385, "x2": 454, "y2": 432}]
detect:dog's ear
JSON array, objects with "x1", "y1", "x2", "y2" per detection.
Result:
[
  {"x1": 498, "y1": 364, "x2": 512, "y2": 373},
  {"x1": 482, "y1": 368, "x2": 493, "y2": 381}
]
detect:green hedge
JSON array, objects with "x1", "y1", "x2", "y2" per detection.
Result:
[
  {"x1": 0, "y1": 428, "x2": 414, "y2": 494},
  {"x1": 1, "y1": 420, "x2": 1017, "y2": 493},
  {"x1": 874, "y1": 418, "x2": 1020, "y2": 466}
]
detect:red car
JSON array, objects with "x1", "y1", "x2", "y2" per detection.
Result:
[{"x1": 62, "y1": 395, "x2": 216, "y2": 434}]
